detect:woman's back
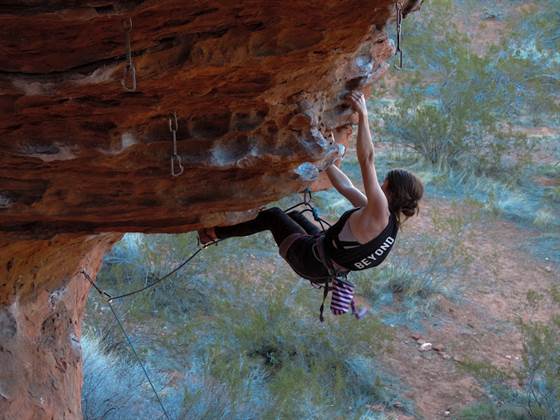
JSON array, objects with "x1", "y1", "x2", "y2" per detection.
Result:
[{"x1": 325, "y1": 208, "x2": 398, "y2": 271}]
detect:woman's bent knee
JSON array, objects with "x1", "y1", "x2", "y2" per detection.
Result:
[{"x1": 261, "y1": 207, "x2": 284, "y2": 218}]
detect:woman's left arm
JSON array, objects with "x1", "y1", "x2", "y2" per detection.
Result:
[{"x1": 348, "y1": 92, "x2": 389, "y2": 220}]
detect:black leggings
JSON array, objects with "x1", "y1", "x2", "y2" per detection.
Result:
[
  {"x1": 215, "y1": 207, "x2": 330, "y2": 281},
  {"x1": 215, "y1": 207, "x2": 321, "y2": 246}
]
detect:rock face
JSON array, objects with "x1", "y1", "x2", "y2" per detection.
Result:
[
  {"x1": 0, "y1": 233, "x2": 120, "y2": 419},
  {"x1": 0, "y1": 0, "x2": 419, "y2": 417},
  {"x1": 0, "y1": 0, "x2": 399, "y2": 236}
]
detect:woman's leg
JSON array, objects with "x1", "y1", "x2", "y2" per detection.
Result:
[
  {"x1": 287, "y1": 210, "x2": 321, "y2": 236},
  {"x1": 215, "y1": 207, "x2": 306, "y2": 246}
]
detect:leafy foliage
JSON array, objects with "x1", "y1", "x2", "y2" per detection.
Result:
[{"x1": 374, "y1": 0, "x2": 559, "y2": 184}]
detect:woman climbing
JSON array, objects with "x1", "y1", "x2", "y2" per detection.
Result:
[{"x1": 198, "y1": 91, "x2": 423, "y2": 318}]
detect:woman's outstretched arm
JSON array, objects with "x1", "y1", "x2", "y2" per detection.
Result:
[{"x1": 347, "y1": 92, "x2": 389, "y2": 221}]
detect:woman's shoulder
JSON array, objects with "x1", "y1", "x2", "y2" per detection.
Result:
[{"x1": 348, "y1": 208, "x2": 392, "y2": 244}]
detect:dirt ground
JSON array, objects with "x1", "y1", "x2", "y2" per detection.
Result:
[{"x1": 376, "y1": 198, "x2": 559, "y2": 419}]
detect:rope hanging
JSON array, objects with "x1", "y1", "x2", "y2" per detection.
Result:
[
  {"x1": 104, "y1": 246, "x2": 205, "y2": 302},
  {"x1": 104, "y1": 188, "x2": 326, "y2": 302},
  {"x1": 80, "y1": 270, "x2": 170, "y2": 420}
]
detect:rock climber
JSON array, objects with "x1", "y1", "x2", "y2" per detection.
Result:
[{"x1": 198, "y1": 91, "x2": 423, "y2": 317}]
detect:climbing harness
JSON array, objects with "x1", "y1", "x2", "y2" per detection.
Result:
[
  {"x1": 169, "y1": 113, "x2": 184, "y2": 177},
  {"x1": 284, "y1": 189, "x2": 362, "y2": 322},
  {"x1": 394, "y1": 1, "x2": 404, "y2": 69},
  {"x1": 121, "y1": 17, "x2": 137, "y2": 92},
  {"x1": 80, "y1": 270, "x2": 170, "y2": 420}
]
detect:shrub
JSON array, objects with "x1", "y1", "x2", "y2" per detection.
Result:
[
  {"x1": 373, "y1": 0, "x2": 560, "y2": 184},
  {"x1": 517, "y1": 317, "x2": 560, "y2": 419},
  {"x1": 81, "y1": 335, "x2": 166, "y2": 420},
  {"x1": 459, "y1": 298, "x2": 560, "y2": 419},
  {"x1": 181, "y1": 266, "x2": 403, "y2": 418}
]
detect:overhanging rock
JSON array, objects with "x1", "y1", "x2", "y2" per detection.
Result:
[{"x1": 1, "y1": 0, "x2": 400, "y2": 236}]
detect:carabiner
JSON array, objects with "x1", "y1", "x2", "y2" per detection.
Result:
[
  {"x1": 121, "y1": 62, "x2": 137, "y2": 91},
  {"x1": 171, "y1": 155, "x2": 184, "y2": 177}
]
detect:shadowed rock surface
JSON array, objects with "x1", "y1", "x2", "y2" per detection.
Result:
[
  {"x1": 0, "y1": 0, "x2": 397, "y2": 236},
  {"x1": 0, "y1": 0, "x2": 419, "y2": 417}
]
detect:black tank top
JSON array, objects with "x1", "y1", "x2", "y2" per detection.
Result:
[{"x1": 324, "y1": 208, "x2": 398, "y2": 271}]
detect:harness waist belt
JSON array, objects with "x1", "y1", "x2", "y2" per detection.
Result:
[{"x1": 313, "y1": 235, "x2": 350, "y2": 276}]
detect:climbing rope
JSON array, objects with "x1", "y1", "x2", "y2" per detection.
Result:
[
  {"x1": 169, "y1": 112, "x2": 184, "y2": 177},
  {"x1": 394, "y1": 1, "x2": 404, "y2": 69},
  {"x1": 80, "y1": 189, "x2": 327, "y2": 309},
  {"x1": 81, "y1": 189, "x2": 333, "y2": 311},
  {"x1": 80, "y1": 270, "x2": 170, "y2": 420},
  {"x1": 121, "y1": 17, "x2": 137, "y2": 92},
  {"x1": 105, "y1": 245, "x2": 206, "y2": 301}
]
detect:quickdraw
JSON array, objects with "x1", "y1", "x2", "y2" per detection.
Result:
[
  {"x1": 395, "y1": 1, "x2": 404, "y2": 69},
  {"x1": 121, "y1": 17, "x2": 137, "y2": 92},
  {"x1": 169, "y1": 112, "x2": 184, "y2": 177}
]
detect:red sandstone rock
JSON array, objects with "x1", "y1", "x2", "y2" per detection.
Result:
[
  {"x1": 0, "y1": 233, "x2": 120, "y2": 419},
  {"x1": 0, "y1": 0, "x2": 396, "y2": 237}
]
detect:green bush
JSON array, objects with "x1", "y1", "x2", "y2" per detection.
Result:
[
  {"x1": 81, "y1": 335, "x2": 167, "y2": 420},
  {"x1": 181, "y1": 265, "x2": 403, "y2": 418},
  {"x1": 517, "y1": 316, "x2": 560, "y2": 419},
  {"x1": 374, "y1": 0, "x2": 560, "y2": 184}
]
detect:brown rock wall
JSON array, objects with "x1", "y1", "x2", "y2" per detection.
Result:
[
  {"x1": 1, "y1": 0, "x2": 396, "y2": 236},
  {"x1": 0, "y1": 233, "x2": 120, "y2": 419}
]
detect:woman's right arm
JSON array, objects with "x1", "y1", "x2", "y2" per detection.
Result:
[{"x1": 326, "y1": 164, "x2": 367, "y2": 207}]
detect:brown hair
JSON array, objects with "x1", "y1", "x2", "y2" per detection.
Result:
[{"x1": 385, "y1": 169, "x2": 424, "y2": 226}]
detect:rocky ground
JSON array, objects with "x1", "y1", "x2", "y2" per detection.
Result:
[{"x1": 374, "y1": 198, "x2": 558, "y2": 419}]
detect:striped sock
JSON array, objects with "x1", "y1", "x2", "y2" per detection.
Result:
[{"x1": 330, "y1": 278, "x2": 355, "y2": 315}]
